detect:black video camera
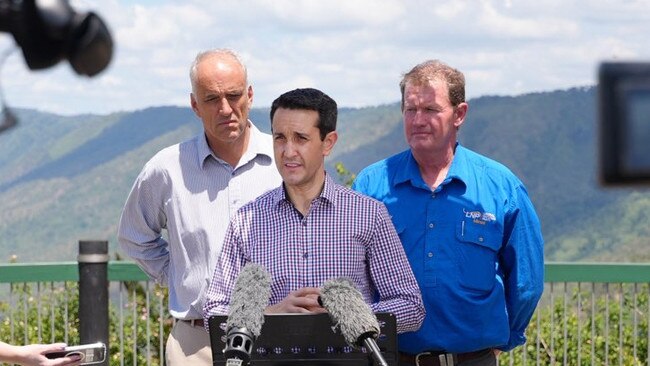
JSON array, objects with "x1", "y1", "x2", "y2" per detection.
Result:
[
  {"x1": 599, "y1": 62, "x2": 650, "y2": 186},
  {"x1": 0, "y1": 0, "x2": 112, "y2": 77}
]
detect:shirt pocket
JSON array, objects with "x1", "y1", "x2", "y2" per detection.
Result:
[{"x1": 454, "y1": 220, "x2": 502, "y2": 292}]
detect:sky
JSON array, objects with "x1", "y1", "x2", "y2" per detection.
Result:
[{"x1": 1, "y1": 0, "x2": 649, "y2": 116}]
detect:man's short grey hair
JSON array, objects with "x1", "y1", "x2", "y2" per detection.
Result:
[{"x1": 189, "y1": 48, "x2": 248, "y2": 93}]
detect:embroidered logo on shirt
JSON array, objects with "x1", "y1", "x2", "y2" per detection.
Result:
[{"x1": 464, "y1": 209, "x2": 496, "y2": 225}]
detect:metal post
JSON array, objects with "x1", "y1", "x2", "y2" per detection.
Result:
[{"x1": 78, "y1": 240, "x2": 109, "y2": 366}]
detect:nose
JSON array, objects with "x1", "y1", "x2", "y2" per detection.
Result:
[
  {"x1": 412, "y1": 110, "x2": 429, "y2": 126},
  {"x1": 217, "y1": 97, "x2": 233, "y2": 116},
  {"x1": 283, "y1": 141, "x2": 297, "y2": 158}
]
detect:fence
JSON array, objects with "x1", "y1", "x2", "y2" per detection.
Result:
[{"x1": 1, "y1": 258, "x2": 649, "y2": 365}]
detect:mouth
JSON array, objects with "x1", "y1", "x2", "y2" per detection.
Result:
[
  {"x1": 283, "y1": 162, "x2": 301, "y2": 169},
  {"x1": 219, "y1": 119, "x2": 238, "y2": 126}
]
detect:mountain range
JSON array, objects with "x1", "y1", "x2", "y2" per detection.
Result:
[{"x1": 0, "y1": 86, "x2": 648, "y2": 263}]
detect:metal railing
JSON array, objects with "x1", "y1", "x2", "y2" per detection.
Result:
[{"x1": 1, "y1": 261, "x2": 649, "y2": 366}]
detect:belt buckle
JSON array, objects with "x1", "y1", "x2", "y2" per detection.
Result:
[
  {"x1": 439, "y1": 353, "x2": 454, "y2": 366},
  {"x1": 415, "y1": 351, "x2": 454, "y2": 366},
  {"x1": 415, "y1": 352, "x2": 431, "y2": 366}
]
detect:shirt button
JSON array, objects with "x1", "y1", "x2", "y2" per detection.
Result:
[
  {"x1": 431, "y1": 194, "x2": 436, "y2": 198},
  {"x1": 428, "y1": 223, "x2": 435, "y2": 229},
  {"x1": 478, "y1": 236, "x2": 484, "y2": 242},
  {"x1": 303, "y1": 253, "x2": 308, "y2": 259},
  {"x1": 427, "y1": 252, "x2": 434, "y2": 258}
]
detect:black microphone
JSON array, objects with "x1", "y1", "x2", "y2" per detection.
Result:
[
  {"x1": 223, "y1": 263, "x2": 271, "y2": 366},
  {"x1": 320, "y1": 278, "x2": 389, "y2": 366}
]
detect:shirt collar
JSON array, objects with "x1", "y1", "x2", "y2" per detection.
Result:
[
  {"x1": 392, "y1": 142, "x2": 468, "y2": 188},
  {"x1": 197, "y1": 131, "x2": 213, "y2": 167},
  {"x1": 392, "y1": 149, "x2": 421, "y2": 186},
  {"x1": 272, "y1": 171, "x2": 337, "y2": 208},
  {"x1": 197, "y1": 121, "x2": 273, "y2": 169},
  {"x1": 446, "y1": 143, "x2": 470, "y2": 186},
  {"x1": 319, "y1": 172, "x2": 337, "y2": 204}
]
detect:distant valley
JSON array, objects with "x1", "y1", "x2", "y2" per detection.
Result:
[{"x1": 0, "y1": 87, "x2": 648, "y2": 263}]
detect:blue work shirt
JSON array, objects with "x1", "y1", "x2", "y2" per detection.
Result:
[{"x1": 352, "y1": 144, "x2": 544, "y2": 353}]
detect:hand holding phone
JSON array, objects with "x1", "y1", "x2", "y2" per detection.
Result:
[{"x1": 45, "y1": 342, "x2": 106, "y2": 365}]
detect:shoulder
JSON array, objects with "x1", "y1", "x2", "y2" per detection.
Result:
[
  {"x1": 233, "y1": 187, "x2": 282, "y2": 218},
  {"x1": 357, "y1": 150, "x2": 409, "y2": 178},
  {"x1": 138, "y1": 136, "x2": 199, "y2": 179},
  {"x1": 146, "y1": 135, "x2": 198, "y2": 168},
  {"x1": 354, "y1": 150, "x2": 409, "y2": 184},
  {"x1": 457, "y1": 147, "x2": 531, "y2": 208},
  {"x1": 334, "y1": 183, "x2": 388, "y2": 214},
  {"x1": 461, "y1": 146, "x2": 523, "y2": 186},
  {"x1": 353, "y1": 150, "x2": 409, "y2": 193}
]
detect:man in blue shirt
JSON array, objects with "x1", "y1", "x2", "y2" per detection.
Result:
[{"x1": 352, "y1": 60, "x2": 544, "y2": 366}]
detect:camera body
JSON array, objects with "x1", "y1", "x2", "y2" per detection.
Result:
[
  {"x1": 599, "y1": 62, "x2": 650, "y2": 185},
  {"x1": 45, "y1": 342, "x2": 106, "y2": 365}
]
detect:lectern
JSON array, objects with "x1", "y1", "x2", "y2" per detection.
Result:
[{"x1": 208, "y1": 312, "x2": 398, "y2": 366}]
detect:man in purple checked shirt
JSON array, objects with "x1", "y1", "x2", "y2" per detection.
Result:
[{"x1": 203, "y1": 87, "x2": 425, "y2": 333}]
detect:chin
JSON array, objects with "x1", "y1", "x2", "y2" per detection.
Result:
[{"x1": 281, "y1": 173, "x2": 305, "y2": 188}]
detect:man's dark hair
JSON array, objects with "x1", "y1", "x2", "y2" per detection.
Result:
[{"x1": 270, "y1": 88, "x2": 337, "y2": 140}]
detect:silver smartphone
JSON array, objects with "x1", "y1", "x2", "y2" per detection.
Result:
[{"x1": 45, "y1": 342, "x2": 106, "y2": 365}]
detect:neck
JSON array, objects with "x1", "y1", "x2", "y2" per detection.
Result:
[
  {"x1": 285, "y1": 171, "x2": 326, "y2": 216},
  {"x1": 412, "y1": 146, "x2": 455, "y2": 190},
  {"x1": 209, "y1": 125, "x2": 251, "y2": 168}
]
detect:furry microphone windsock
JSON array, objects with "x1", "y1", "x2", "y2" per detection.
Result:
[
  {"x1": 224, "y1": 263, "x2": 272, "y2": 366},
  {"x1": 320, "y1": 278, "x2": 389, "y2": 366}
]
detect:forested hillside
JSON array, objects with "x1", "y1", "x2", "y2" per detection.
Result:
[{"x1": 0, "y1": 87, "x2": 647, "y2": 263}]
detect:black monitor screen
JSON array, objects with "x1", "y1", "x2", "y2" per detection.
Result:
[{"x1": 599, "y1": 62, "x2": 650, "y2": 185}]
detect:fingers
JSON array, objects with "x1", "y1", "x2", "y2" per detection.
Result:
[
  {"x1": 34, "y1": 343, "x2": 82, "y2": 366},
  {"x1": 266, "y1": 287, "x2": 325, "y2": 314},
  {"x1": 47, "y1": 354, "x2": 82, "y2": 366},
  {"x1": 38, "y1": 343, "x2": 67, "y2": 356},
  {"x1": 292, "y1": 287, "x2": 321, "y2": 297}
]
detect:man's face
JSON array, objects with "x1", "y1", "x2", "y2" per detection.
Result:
[
  {"x1": 272, "y1": 108, "x2": 337, "y2": 190},
  {"x1": 402, "y1": 80, "x2": 467, "y2": 155},
  {"x1": 190, "y1": 55, "x2": 253, "y2": 149}
]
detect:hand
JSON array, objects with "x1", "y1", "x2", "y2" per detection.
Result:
[
  {"x1": 13, "y1": 343, "x2": 82, "y2": 366},
  {"x1": 265, "y1": 287, "x2": 327, "y2": 314}
]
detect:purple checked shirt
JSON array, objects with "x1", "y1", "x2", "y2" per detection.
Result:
[{"x1": 203, "y1": 173, "x2": 425, "y2": 333}]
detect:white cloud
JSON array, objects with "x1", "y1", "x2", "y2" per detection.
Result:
[{"x1": 1, "y1": 0, "x2": 649, "y2": 115}]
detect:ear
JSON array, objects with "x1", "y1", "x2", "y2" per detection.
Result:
[
  {"x1": 454, "y1": 102, "x2": 468, "y2": 128},
  {"x1": 322, "y1": 131, "x2": 338, "y2": 157},
  {"x1": 190, "y1": 93, "x2": 199, "y2": 116},
  {"x1": 247, "y1": 85, "x2": 254, "y2": 106}
]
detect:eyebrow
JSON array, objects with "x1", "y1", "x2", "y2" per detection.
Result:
[{"x1": 203, "y1": 87, "x2": 245, "y2": 98}]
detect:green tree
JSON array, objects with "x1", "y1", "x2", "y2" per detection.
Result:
[{"x1": 335, "y1": 162, "x2": 356, "y2": 187}]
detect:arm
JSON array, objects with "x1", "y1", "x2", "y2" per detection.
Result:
[
  {"x1": 368, "y1": 203, "x2": 425, "y2": 333},
  {"x1": 498, "y1": 185, "x2": 545, "y2": 351},
  {"x1": 117, "y1": 163, "x2": 170, "y2": 285},
  {"x1": 0, "y1": 342, "x2": 81, "y2": 366}
]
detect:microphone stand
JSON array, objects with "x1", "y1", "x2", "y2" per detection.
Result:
[{"x1": 360, "y1": 334, "x2": 388, "y2": 366}]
